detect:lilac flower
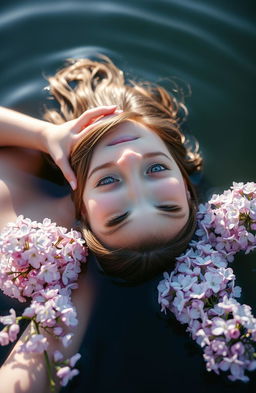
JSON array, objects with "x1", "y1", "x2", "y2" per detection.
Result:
[
  {"x1": 204, "y1": 272, "x2": 223, "y2": 293},
  {"x1": 195, "y1": 329, "x2": 210, "y2": 347},
  {"x1": 172, "y1": 291, "x2": 186, "y2": 313},
  {"x1": 60, "y1": 307, "x2": 78, "y2": 327},
  {"x1": 230, "y1": 342, "x2": 245, "y2": 356},
  {"x1": 0, "y1": 331, "x2": 9, "y2": 345},
  {"x1": 57, "y1": 366, "x2": 79, "y2": 387},
  {"x1": 8, "y1": 323, "x2": 20, "y2": 342},
  {"x1": 170, "y1": 274, "x2": 197, "y2": 292},
  {"x1": 219, "y1": 354, "x2": 248, "y2": 382},
  {"x1": 190, "y1": 283, "x2": 207, "y2": 299},
  {"x1": 19, "y1": 334, "x2": 48, "y2": 354},
  {"x1": 62, "y1": 333, "x2": 73, "y2": 348},
  {"x1": 0, "y1": 308, "x2": 16, "y2": 325},
  {"x1": 217, "y1": 295, "x2": 239, "y2": 313},
  {"x1": 69, "y1": 353, "x2": 81, "y2": 367},
  {"x1": 22, "y1": 306, "x2": 36, "y2": 318},
  {"x1": 35, "y1": 302, "x2": 57, "y2": 326},
  {"x1": 211, "y1": 339, "x2": 228, "y2": 356},
  {"x1": 211, "y1": 318, "x2": 228, "y2": 336},
  {"x1": 53, "y1": 326, "x2": 63, "y2": 336},
  {"x1": 62, "y1": 261, "x2": 81, "y2": 286},
  {"x1": 53, "y1": 350, "x2": 64, "y2": 362},
  {"x1": 0, "y1": 216, "x2": 87, "y2": 389},
  {"x1": 38, "y1": 263, "x2": 60, "y2": 284},
  {"x1": 157, "y1": 183, "x2": 256, "y2": 383}
]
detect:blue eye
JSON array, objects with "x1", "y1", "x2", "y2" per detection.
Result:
[
  {"x1": 148, "y1": 164, "x2": 167, "y2": 173},
  {"x1": 96, "y1": 176, "x2": 119, "y2": 186}
]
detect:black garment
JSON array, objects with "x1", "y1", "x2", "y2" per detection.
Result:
[{"x1": 60, "y1": 256, "x2": 255, "y2": 393}]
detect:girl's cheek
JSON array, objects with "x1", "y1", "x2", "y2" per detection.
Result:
[
  {"x1": 87, "y1": 193, "x2": 123, "y2": 219},
  {"x1": 154, "y1": 178, "x2": 186, "y2": 201}
]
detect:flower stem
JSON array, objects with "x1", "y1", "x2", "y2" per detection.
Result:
[
  {"x1": 33, "y1": 321, "x2": 56, "y2": 393},
  {"x1": 43, "y1": 350, "x2": 56, "y2": 393}
]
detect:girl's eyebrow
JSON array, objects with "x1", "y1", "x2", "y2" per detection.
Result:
[
  {"x1": 88, "y1": 151, "x2": 172, "y2": 179},
  {"x1": 106, "y1": 212, "x2": 130, "y2": 227}
]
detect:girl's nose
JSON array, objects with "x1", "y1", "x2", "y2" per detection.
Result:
[
  {"x1": 117, "y1": 149, "x2": 149, "y2": 203},
  {"x1": 116, "y1": 149, "x2": 142, "y2": 168}
]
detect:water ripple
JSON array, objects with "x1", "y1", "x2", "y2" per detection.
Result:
[
  {"x1": 0, "y1": 1, "x2": 254, "y2": 75},
  {"x1": 2, "y1": 1, "x2": 254, "y2": 35},
  {"x1": 1, "y1": 79, "x2": 43, "y2": 106}
]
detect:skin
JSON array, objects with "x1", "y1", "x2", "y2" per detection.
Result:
[
  {"x1": 83, "y1": 121, "x2": 190, "y2": 249},
  {"x1": 0, "y1": 106, "x2": 118, "y2": 392},
  {"x1": 0, "y1": 106, "x2": 188, "y2": 391},
  {"x1": 0, "y1": 147, "x2": 95, "y2": 393}
]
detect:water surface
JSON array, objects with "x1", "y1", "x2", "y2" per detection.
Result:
[{"x1": 0, "y1": 1, "x2": 255, "y2": 392}]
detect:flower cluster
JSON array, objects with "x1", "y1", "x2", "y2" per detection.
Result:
[
  {"x1": 0, "y1": 216, "x2": 87, "y2": 391},
  {"x1": 158, "y1": 182, "x2": 256, "y2": 382}
]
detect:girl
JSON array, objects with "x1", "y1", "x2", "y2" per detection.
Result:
[{"x1": 0, "y1": 55, "x2": 202, "y2": 391}]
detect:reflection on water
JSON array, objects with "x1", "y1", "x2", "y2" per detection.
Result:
[{"x1": 0, "y1": 1, "x2": 255, "y2": 392}]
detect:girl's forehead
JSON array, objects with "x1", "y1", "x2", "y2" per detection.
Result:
[{"x1": 92, "y1": 120, "x2": 169, "y2": 153}]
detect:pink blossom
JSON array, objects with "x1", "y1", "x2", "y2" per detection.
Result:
[
  {"x1": 62, "y1": 333, "x2": 73, "y2": 348},
  {"x1": 211, "y1": 340, "x2": 228, "y2": 356},
  {"x1": 22, "y1": 248, "x2": 45, "y2": 269},
  {"x1": 37, "y1": 263, "x2": 60, "y2": 284},
  {"x1": 195, "y1": 329, "x2": 210, "y2": 347},
  {"x1": 0, "y1": 308, "x2": 16, "y2": 325},
  {"x1": 172, "y1": 290, "x2": 186, "y2": 313},
  {"x1": 19, "y1": 334, "x2": 48, "y2": 354},
  {"x1": 0, "y1": 331, "x2": 9, "y2": 345},
  {"x1": 53, "y1": 326, "x2": 63, "y2": 336},
  {"x1": 190, "y1": 283, "x2": 207, "y2": 299},
  {"x1": 53, "y1": 350, "x2": 64, "y2": 362},
  {"x1": 170, "y1": 274, "x2": 197, "y2": 292},
  {"x1": 204, "y1": 272, "x2": 223, "y2": 293},
  {"x1": 8, "y1": 324, "x2": 20, "y2": 342},
  {"x1": 62, "y1": 261, "x2": 80, "y2": 286},
  {"x1": 220, "y1": 355, "x2": 249, "y2": 382},
  {"x1": 0, "y1": 216, "x2": 87, "y2": 388},
  {"x1": 158, "y1": 183, "x2": 256, "y2": 383},
  {"x1": 217, "y1": 296, "x2": 239, "y2": 313},
  {"x1": 211, "y1": 318, "x2": 228, "y2": 336},
  {"x1": 57, "y1": 366, "x2": 79, "y2": 387},
  {"x1": 35, "y1": 302, "x2": 56, "y2": 326},
  {"x1": 2, "y1": 280, "x2": 25, "y2": 302},
  {"x1": 69, "y1": 353, "x2": 81, "y2": 367},
  {"x1": 60, "y1": 307, "x2": 78, "y2": 326},
  {"x1": 230, "y1": 342, "x2": 244, "y2": 356}
]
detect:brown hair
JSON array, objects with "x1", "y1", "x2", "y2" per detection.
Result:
[{"x1": 44, "y1": 55, "x2": 202, "y2": 283}]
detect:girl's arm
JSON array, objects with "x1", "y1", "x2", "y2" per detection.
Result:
[
  {"x1": 0, "y1": 105, "x2": 117, "y2": 189},
  {"x1": 0, "y1": 272, "x2": 95, "y2": 393},
  {"x1": 0, "y1": 107, "x2": 49, "y2": 151}
]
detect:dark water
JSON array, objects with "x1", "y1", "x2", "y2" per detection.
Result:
[{"x1": 0, "y1": 0, "x2": 256, "y2": 392}]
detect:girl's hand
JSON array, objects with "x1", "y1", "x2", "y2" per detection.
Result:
[{"x1": 42, "y1": 106, "x2": 118, "y2": 190}]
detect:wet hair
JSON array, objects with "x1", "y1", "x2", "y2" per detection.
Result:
[{"x1": 43, "y1": 55, "x2": 202, "y2": 283}]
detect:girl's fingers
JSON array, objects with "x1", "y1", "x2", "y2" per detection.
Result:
[
  {"x1": 74, "y1": 106, "x2": 117, "y2": 132},
  {"x1": 54, "y1": 154, "x2": 77, "y2": 190}
]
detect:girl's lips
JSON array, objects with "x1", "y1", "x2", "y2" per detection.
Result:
[{"x1": 107, "y1": 136, "x2": 139, "y2": 146}]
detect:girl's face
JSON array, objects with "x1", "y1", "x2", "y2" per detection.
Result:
[{"x1": 82, "y1": 121, "x2": 190, "y2": 249}]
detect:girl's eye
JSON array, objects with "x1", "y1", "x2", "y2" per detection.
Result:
[
  {"x1": 96, "y1": 176, "x2": 119, "y2": 187},
  {"x1": 148, "y1": 164, "x2": 167, "y2": 173}
]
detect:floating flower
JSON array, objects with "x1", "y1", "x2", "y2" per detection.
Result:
[
  {"x1": 158, "y1": 182, "x2": 256, "y2": 382},
  {"x1": 0, "y1": 216, "x2": 87, "y2": 392}
]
